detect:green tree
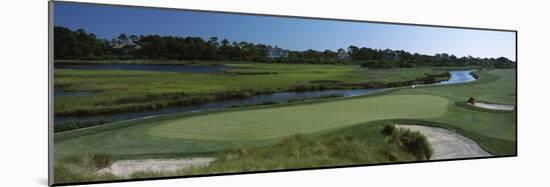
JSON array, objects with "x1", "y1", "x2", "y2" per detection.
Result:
[{"x1": 117, "y1": 33, "x2": 128, "y2": 45}]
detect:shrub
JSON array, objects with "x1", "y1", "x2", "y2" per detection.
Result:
[
  {"x1": 469, "y1": 71, "x2": 480, "y2": 79},
  {"x1": 468, "y1": 97, "x2": 476, "y2": 104},
  {"x1": 382, "y1": 126, "x2": 433, "y2": 160},
  {"x1": 379, "y1": 144, "x2": 415, "y2": 162},
  {"x1": 258, "y1": 101, "x2": 278, "y2": 105},
  {"x1": 397, "y1": 130, "x2": 433, "y2": 160},
  {"x1": 92, "y1": 153, "x2": 113, "y2": 169},
  {"x1": 291, "y1": 84, "x2": 308, "y2": 92},
  {"x1": 381, "y1": 124, "x2": 396, "y2": 136}
]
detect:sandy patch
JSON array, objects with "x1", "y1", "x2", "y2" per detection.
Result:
[
  {"x1": 396, "y1": 125, "x2": 492, "y2": 160},
  {"x1": 98, "y1": 158, "x2": 215, "y2": 178},
  {"x1": 472, "y1": 102, "x2": 515, "y2": 111}
]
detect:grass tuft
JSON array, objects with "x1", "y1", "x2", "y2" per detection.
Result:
[
  {"x1": 381, "y1": 124, "x2": 396, "y2": 136},
  {"x1": 92, "y1": 153, "x2": 113, "y2": 169},
  {"x1": 383, "y1": 125, "x2": 433, "y2": 160},
  {"x1": 468, "y1": 96, "x2": 476, "y2": 104}
]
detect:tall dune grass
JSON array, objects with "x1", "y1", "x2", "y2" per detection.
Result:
[
  {"x1": 54, "y1": 153, "x2": 117, "y2": 184},
  {"x1": 383, "y1": 124, "x2": 433, "y2": 160}
]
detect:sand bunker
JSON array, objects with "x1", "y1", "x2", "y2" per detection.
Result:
[
  {"x1": 472, "y1": 102, "x2": 515, "y2": 111},
  {"x1": 99, "y1": 157, "x2": 215, "y2": 178},
  {"x1": 396, "y1": 125, "x2": 492, "y2": 160}
]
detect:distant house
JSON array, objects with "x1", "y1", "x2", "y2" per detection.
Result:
[
  {"x1": 266, "y1": 46, "x2": 289, "y2": 59},
  {"x1": 383, "y1": 49, "x2": 400, "y2": 61},
  {"x1": 336, "y1": 48, "x2": 351, "y2": 61},
  {"x1": 112, "y1": 41, "x2": 141, "y2": 50},
  {"x1": 112, "y1": 41, "x2": 141, "y2": 54}
]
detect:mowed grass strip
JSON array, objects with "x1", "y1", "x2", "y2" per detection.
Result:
[{"x1": 147, "y1": 94, "x2": 450, "y2": 141}]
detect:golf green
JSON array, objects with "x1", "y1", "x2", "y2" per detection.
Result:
[{"x1": 148, "y1": 95, "x2": 449, "y2": 141}]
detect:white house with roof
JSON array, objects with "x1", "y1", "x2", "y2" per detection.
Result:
[
  {"x1": 266, "y1": 46, "x2": 289, "y2": 59},
  {"x1": 112, "y1": 41, "x2": 141, "y2": 50},
  {"x1": 336, "y1": 48, "x2": 351, "y2": 61}
]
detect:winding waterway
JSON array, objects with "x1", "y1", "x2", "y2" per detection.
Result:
[{"x1": 438, "y1": 70, "x2": 476, "y2": 85}]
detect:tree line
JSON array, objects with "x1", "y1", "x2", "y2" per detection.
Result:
[{"x1": 54, "y1": 26, "x2": 515, "y2": 68}]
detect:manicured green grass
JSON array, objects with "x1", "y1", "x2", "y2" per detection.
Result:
[
  {"x1": 54, "y1": 62, "x2": 446, "y2": 116},
  {"x1": 147, "y1": 95, "x2": 448, "y2": 140}
]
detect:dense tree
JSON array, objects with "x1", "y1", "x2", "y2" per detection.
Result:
[
  {"x1": 53, "y1": 26, "x2": 516, "y2": 68},
  {"x1": 117, "y1": 33, "x2": 128, "y2": 45},
  {"x1": 54, "y1": 27, "x2": 110, "y2": 60},
  {"x1": 129, "y1": 35, "x2": 139, "y2": 44}
]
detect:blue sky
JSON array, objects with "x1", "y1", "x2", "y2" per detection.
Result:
[{"x1": 54, "y1": 2, "x2": 516, "y2": 60}]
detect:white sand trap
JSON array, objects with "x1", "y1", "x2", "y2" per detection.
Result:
[
  {"x1": 99, "y1": 158, "x2": 215, "y2": 178},
  {"x1": 472, "y1": 102, "x2": 515, "y2": 111},
  {"x1": 396, "y1": 125, "x2": 492, "y2": 160}
]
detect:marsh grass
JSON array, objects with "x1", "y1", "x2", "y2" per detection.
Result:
[
  {"x1": 319, "y1": 93, "x2": 344, "y2": 98},
  {"x1": 54, "y1": 64, "x2": 447, "y2": 120}
]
